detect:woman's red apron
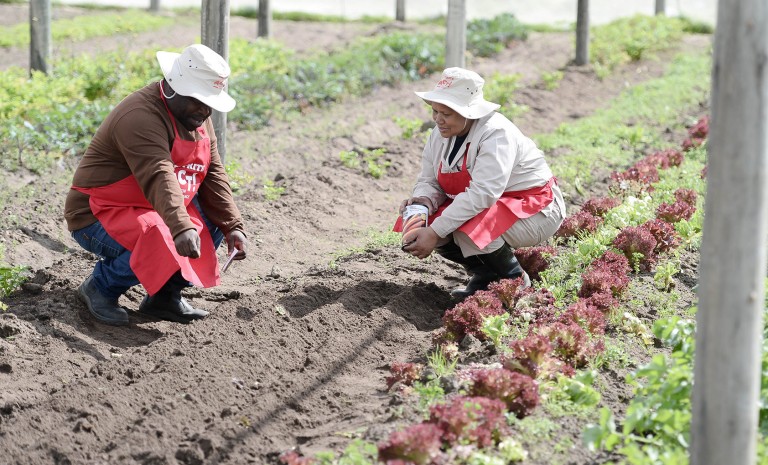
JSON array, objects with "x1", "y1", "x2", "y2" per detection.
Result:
[
  {"x1": 394, "y1": 143, "x2": 556, "y2": 249},
  {"x1": 73, "y1": 84, "x2": 219, "y2": 296}
]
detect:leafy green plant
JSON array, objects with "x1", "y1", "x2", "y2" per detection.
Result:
[
  {"x1": 427, "y1": 345, "x2": 458, "y2": 379},
  {"x1": 653, "y1": 259, "x2": 680, "y2": 291},
  {"x1": 480, "y1": 313, "x2": 512, "y2": 349},
  {"x1": 339, "y1": 150, "x2": 360, "y2": 169},
  {"x1": 590, "y1": 15, "x2": 687, "y2": 78},
  {"x1": 541, "y1": 70, "x2": 564, "y2": 91},
  {"x1": 225, "y1": 160, "x2": 255, "y2": 193},
  {"x1": 483, "y1": 72, "x2": 528, "y2": 120},
  {"x1": 0, "y1": 10, "x2": 175, "y2": 48},
  {"x1": 0, "y1": 265, "x2": 28, "y2": 310},
  {"x1": 393, "y1": 116, "x2": 424, "y2": 139},
  {"x1": 262, "y1": 179, "x2": 286, "y2": 201}
]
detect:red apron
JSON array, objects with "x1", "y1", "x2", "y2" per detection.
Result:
[
  {"x1": 73, "y1": 85, "x2": 219, "y2": 296},
  {"x1": 394, "y1": 143, "x2": 556, "y2": 249}
]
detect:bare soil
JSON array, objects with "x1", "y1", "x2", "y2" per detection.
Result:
[{"x1": 0, "y1": 4, "x2": 708, "y2": 464}]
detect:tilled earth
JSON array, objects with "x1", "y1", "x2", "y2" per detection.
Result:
[{"x1": 0, "y1": 4, "x2": 708, "y2": 464}]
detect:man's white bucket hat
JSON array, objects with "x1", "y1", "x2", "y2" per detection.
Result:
[
  {"x1": 415, "y1": 67, "x2": 499, "y2": 119},
  {"x1": 156, "y1": 44, "x2": 236, "y2": 113}
]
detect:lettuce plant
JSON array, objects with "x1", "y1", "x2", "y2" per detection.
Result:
[
  {"x1": 612, "y1": 225, "x2": 658, "y2": 271},
  {"x1": 428, "y1": 396, "x2": 509, "y2": 447},
  {"x1": 578, "y1": 250, "x2": 631, "y2": 298},
  {"x1": 656, "y1": 200, "x2": 695, "y2": 223},
  {"x1": 503, "y1": 333, "x2": 575, "y2": 380},
  {"x1": 465, "y1": 367, "x2": 540, "y2": 418},
  {"x1": 279, "y1": 451, "x2": 315, "y2": 465},
  {"x1": 674, "y1": 187, "x2": 698, "y2": 206},
  {"x1": 442, "y1": 291, "x2": 506, "y2": 341},
  {"x1": 386, "y1": 362, "x2": 424, "y2": 389},
  {"x1": 558, "y1": 300, "x2": 607, "y2": 335},
  {"x1": 581, "y1": 196, "x2": 621, "y2": 217},
  {"x1": 487, "y1": 277, "x2": 529, "y2": 309},
  {"x1": 555, "y1": 210, "x2": 603, "y2": 240},
  {"x1": 513, "y1": 245, "x2": 557, "y2": 281},
  {"x1": 536, "y1": 322, "x2": 605, "y2": 369},
  {"x1": 643, "y1": 218, "x2": 680, "y2": 254},
  {"x1": 378, "y1": 423, "x2": 444, "y2": 465}
]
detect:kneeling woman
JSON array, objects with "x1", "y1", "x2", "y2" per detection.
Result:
[{"x1": 397, "y1": 68, "x2": 565, "y2": 298}]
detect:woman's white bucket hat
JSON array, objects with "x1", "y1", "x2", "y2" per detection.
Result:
[
  {"x1": 157, "y1": 44, "x2": 236, "y2": 113},
  {"x1": 415, "y1": 67, "x2": 499, "y2": 119}
]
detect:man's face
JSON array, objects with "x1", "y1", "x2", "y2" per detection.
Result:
[{"x1": 168, "y1": 94, "x2": 213, "y2": 131}]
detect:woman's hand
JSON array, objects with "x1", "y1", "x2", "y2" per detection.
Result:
[
  {"x1": 401, "y1": 226, "x2": 439, "y2": 259},
  {"x1": 399, "y1": 196, "x2": 435, "y2": 215}
]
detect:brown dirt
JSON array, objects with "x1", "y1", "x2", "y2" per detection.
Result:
[{"x1": 0, "y1": 4, "x2": 708, "y2": 465}]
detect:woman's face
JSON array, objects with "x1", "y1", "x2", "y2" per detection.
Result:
[{"x1": 430, "y1": 102, "x2": 470, "y2": 138}]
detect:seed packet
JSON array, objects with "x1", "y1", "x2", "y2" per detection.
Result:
[{"x1": 401, "y1": 204, "x2": 428, "y2": 246}]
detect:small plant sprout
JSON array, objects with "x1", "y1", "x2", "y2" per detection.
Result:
[
  {"x1": 427, "y1": 345, "x2": 458, "y2": 379},
  {"x1": 393, "y1": 116, "x2": 424, "y2": 139},
  {"x1": 481, "y1": 313, "x2": 512, "y2": 350},
  {"x1": 541, "y1": 70, "x2": 564, "y2": 90},
  {"x1": 263, "y1": 179, "x2": 286, "y2": 201},
  {"x1": 621, "y1": 312, "x2": 654, "y2": 346},
  {"x1": 654, "y1": 259, "x2": 680, "y2": 291},
  {"x1": 339, "y1": 150, "x2": 360, "y2": 168}
]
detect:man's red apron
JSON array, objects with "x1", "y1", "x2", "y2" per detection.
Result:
[
  {"x1": 394, "y1": 143, "x2": 556, "y2": 249},
  {"x1": 73, "y1": 84, "x2": 219, "y2": 296}
]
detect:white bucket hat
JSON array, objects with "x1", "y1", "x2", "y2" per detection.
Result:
[
  {"x1": 415, "y1": 67, "x2": 500, "y2": 119},
  {"x1": 156, "y1": 44, "x2": 236, "y2": 113}
]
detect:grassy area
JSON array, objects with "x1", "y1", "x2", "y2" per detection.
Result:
[
  {"x1": 536, "y1": 51, "x2": 711, "y2": 198},
  {"x1": 0, "y1": 8, "x2": 176, "y2": 47}
]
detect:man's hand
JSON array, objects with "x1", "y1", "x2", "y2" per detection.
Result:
[
  {"x1": 174, "y1": 229, "x2": 201, "y2": 258},
  {"x1": 226, "y1": 230, "x2": 248, "y2": 260},
  {"x1": 401, "y1": 226, "x2": 439, "y2": 260},
  {"x1": 399, "y1": 196, "x2": 435, "y2": 215}
]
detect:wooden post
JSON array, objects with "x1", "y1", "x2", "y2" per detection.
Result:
[
  {"x1": 396, "y1": 0, "x2": 405, "y2": 22},
  {"x1": 149, "y1": 0, "x2": 160, "y2": 13},
  {"x1": 691, "y1": 0, "x2": 768, "y2": 464},
  {"x1": 445, "y1": 0, "x2": 466, "y2": 68},
  {"x1": 655, "y1": 0, "x2": 665, "y2": 15},
  {"x1": 29, "y1": 0, "x2": 51, "y2": 75},
  {"x1": 258, "y1": 0, "x2": 271, "y2": 39},
  {"x1": 575, "y1": 0, "x2": 589, "y2": 65},
  {"x1": 201, "y1": 0, "x2": 231, "y2": 162}
]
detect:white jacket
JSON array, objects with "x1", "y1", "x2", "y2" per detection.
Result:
[{"x1": 412, "y1": 112, "x2": 554, "y2": 238}]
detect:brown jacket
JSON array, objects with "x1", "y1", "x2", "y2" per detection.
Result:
[{"x1": 64, "y1": 82, "x2": 244, "y2": 238}]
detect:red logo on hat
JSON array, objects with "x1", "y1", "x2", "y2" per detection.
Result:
[
  {"x1": 213, "y1": 78, "x2": 227, "y2": 90},
  {"x1": 435, "y1": 77, "x2": 454, "y2": 89}
]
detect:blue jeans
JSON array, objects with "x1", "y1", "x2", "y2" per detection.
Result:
[{"x1": 71, "y1": 197, "x2": 225, "y2": 299}]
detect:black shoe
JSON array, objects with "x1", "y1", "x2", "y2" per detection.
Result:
[
  {"x1": 436, "y1": 242, "x2": 498, "y2": 299},
  {"x1": 77, "y1": 275, "x2": 129, "y2": 326},
  {"x1": 478, "y1": 244, "x2": 532, "y2": 288},
  {"x1": 139, "y1": 294, "x2": 208, "y2": 324}
]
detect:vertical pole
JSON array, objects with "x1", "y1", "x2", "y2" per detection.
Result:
[
  {"x1": 201, "y1": 0, "x2": 231, "y2": 162},
  {"x1": 149, "y1": 0, "x2": 160, "y2": 13},
  {"x1": 396, "y1": 0, "x2": 405, "y2": 22},
  {"x1": 575, "y1": 0, "x2": 589, "y2": 65},
  {"x1": 258, "y1": 0, "x2": 271, "y2": 39},
  {"x1": 691, "y1": 0, "x2": 768, "y2": 464},
  {"x1": 655, "y1": 0, "x2": 666, "y2": 15},
  {"x1": 29, "y1": 0, "x2": 51, "y2": 75},
  {"x1": 445, "y1": 0, "x2": 466, "y2": 68}
]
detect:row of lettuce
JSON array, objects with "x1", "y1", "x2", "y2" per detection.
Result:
[
  {"x1": 277, "y1": 25, "x2": 720, "y2": 464},
  {"x1": 280, "y1": 113, "x2": 710, "y2": 465}
]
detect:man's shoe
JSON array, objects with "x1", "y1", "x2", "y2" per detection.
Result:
[
  {"x1": 139, "y1": 293, "x2": 208, "y2": 324},
  {"x1": 77, "y1": 275, "x2": 129, "y2": 326}
]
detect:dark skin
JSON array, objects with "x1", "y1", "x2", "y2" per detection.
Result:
[
  {"x1": 162, "y1": 79, "x2": 248, "y2": 263},
  {"x1": 401, "y1": 102, "x2": 474, "y2": 259}
]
